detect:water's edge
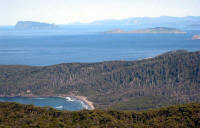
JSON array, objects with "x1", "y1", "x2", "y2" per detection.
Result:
[{"x1": 0, "y1": 94, "x2": 95, "y2": 110}]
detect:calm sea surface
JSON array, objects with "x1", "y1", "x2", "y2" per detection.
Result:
[
  {"x1": 0, "y1": 28, "x2": 200, "y2": 110},
  {"x1": 0, "y1": 97, "x2": 87, "y2": 111},
  {"x1": 0, "y1": 30, "x2": 199, "y2": 66}
]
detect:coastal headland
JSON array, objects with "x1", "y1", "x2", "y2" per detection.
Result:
[{"x1": 0, "y1": 50, "x2": 199, "y2": 110}]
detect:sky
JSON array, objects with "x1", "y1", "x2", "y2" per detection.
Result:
[{"x1": 0, "y1": 0, "x2": 200, "y2": 25}]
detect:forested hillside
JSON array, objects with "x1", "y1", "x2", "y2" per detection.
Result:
[
  {"x1": 0, "y1": 50, "x2": 199, "y2": 110},
  {"x1": 0, "y1": 102, "x2": 199, "y2": 128}
]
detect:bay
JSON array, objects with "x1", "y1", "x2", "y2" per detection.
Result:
[{"x1": 0, "y1": 97, "x2": 87, "y2": 111}]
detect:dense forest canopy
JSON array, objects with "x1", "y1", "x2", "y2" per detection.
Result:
[
  {"x1": 0, "y1": 102, "x2": 199, "y2": 128},
  {"x1": 0, "y1": 50, "x2": 199, "y2": 110}
]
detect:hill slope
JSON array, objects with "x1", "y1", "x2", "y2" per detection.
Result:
[
  {"x1": 0, "y1": 102, "x2": 199, "y2": 128},
  {"x1": 0, "y1": 50, "x2": 200, "y2": 110}
]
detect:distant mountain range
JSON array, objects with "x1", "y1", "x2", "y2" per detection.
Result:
[
  {"x1": 12, "y1": 16, "x2": 200, "y2": 30},
  {"x1": 69, "y1": 16, "x2": 200, "y2": 30},
  {"x1": 15, "y1": 21, "x2": 58, "y2": 30},
  {"x1": 105, "y1": 27, "x2": 186, "y2": 34}
]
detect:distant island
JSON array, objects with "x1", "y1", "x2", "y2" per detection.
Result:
[
  {"x1": 15, "y1": 21, "x2": 58, "y2": 30},
  {"x1": 192, "y1": 35, "x2": 200, "y2": 40},
  {"x1": 105, "y1": 27, "x2": 186, "y2": 34}
]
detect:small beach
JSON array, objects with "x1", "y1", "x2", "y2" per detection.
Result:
[
  {"x1": 57, "y1": 94, "x2": 95, "y2": 110},
  {"x1": 0, "y1": 96, "x2": 84, "y2": 111},
  {"x1": 73, "y1": 95, "x2": 95, "y2": 110},
  {"x1": 0, "y1": 94, "x2": 95, "y2": 111}
]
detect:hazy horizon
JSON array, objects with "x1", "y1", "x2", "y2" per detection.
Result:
[
  {"x1": 1, "y1": 0, "x2": 200, "y2": 26},
  {"x1": 1, "y1": 15, "x2": 200, "y2": 27}
]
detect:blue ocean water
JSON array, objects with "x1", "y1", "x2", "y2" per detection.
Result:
[
  {"x1": 0, "y1": 27, "x2": 200, "y2": 110},
  {"x1": 0, "y1": 29, "x2": 200, "y2": 66},
  {"x1": 0, "y1": 97, "x2": 87, "y2": 111}
]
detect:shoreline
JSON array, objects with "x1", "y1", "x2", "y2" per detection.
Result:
[
  {"x1": 72, "y1": 95, "x2": 95, "y2": 110},
  {"x1": 0, "y1": 94, "x2": 95, "y2": 110},
  {"x1": 57, "y1": 94, "x2": 95, "y2": 110}
]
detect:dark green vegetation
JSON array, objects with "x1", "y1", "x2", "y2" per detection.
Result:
[
  {"x1": 0, "y1": 102, "x2": 199, "y2": 128},
  {"x1": 0, "y1": 50, "x2": 200, "y2": 110},
  {"x1": 105, "y1": 27, "x2": 186, "y2": 34}
]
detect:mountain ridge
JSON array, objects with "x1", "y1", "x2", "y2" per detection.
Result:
[
  {"x1": 66, "y1": 16, "x2": 200, "y2": 30},
  {"x1": 0, "y1": 50, "x2": 199, "y2": 110}
]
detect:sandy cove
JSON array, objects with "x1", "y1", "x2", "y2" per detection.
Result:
[
  {"x1": 56, "y1": 94, "x2": 95, "y2": 110},
  {"x1": 0, "y1": 93, "x2": 95, "y2": 110},
  {"x1": 72, "y1": 95, "x2": 95, "y2": 110}
]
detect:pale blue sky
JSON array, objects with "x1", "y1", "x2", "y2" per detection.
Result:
[{"x1": 0, "y1": 0, "x2": 200, "y2": 25}]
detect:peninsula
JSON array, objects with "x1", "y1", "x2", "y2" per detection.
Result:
[
  {"x1": 0, "y1": 50, "x2": 199, "y2": 110},
  {"x1": 105, "y1": 27, "x2": 186, "y2": 34},
  {"x1": 15, "y1": 21, "x2": 58, "y2": 30}
]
